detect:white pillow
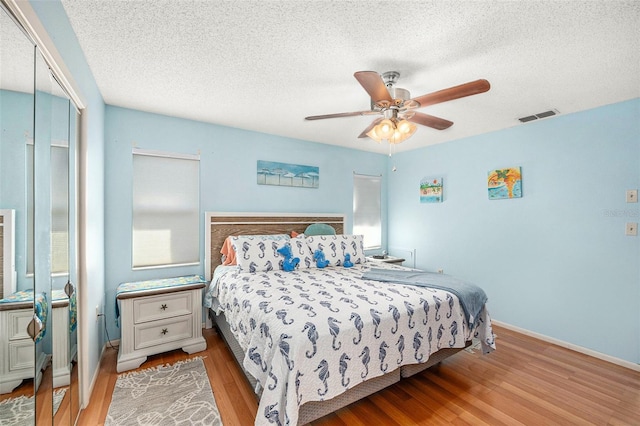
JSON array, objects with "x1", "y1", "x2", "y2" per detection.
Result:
[
  {"x1": 306, "y1": 234, "x2": 366, "y2": 266},
  {"x1": 230, "y1": 234, "x2": 290, "y2": 272},
  {"x1": 289, "y1": 235, "x2": 316, "y2": 268}
]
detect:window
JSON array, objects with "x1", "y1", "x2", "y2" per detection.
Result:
[
  {"x1": 353, "y1": 173, "x2": 382, "y2": 250},
  {"x1": 132, "y1": 149, "x2": 200, "y2": 269},
  {"x1": 27, "y1": 142, "x2": 70, "y2": 275},
  {"x1": 50, "y1": 144, "x2": 69, "y2": 274}
]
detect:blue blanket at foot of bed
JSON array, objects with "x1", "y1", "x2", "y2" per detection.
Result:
[{"x1": 361, "y1": 268, "x2": 488, "y2": 328}]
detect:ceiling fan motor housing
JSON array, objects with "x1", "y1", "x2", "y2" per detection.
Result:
[{"x1": 371, "y1": 71, "x2": 410, "y2": 109}]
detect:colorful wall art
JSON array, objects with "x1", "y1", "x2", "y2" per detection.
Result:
[
  {"x1": 488, "y1": 167, "x2": 522, "y2": 199},
  {"x1": 420, "y1": 177, "x2": 443, "y2": 203},
  {"x1": 257, "y1": 160, "x2": 319, "y2": 188}
]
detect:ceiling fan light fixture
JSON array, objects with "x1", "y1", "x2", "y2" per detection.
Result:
[
  {"x1": 397, "y1": 119, "x2": 415, "y2": 135},
  {"x1": 389, "y1": 129, "x2": 404, "y2": 144},
  {"x1": 377, "y1": 119, "x2": 395, "y2": 139},
  {"x1": 366, "y1": 126, "x2": 383, "y2": 143},
  {"x1": 389, "y1": 126, "x2": 414, "y2": 144}
]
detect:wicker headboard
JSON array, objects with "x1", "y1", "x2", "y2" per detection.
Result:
[{"x1": 204, "y1": 212, "x2": 345, "y2": 281}]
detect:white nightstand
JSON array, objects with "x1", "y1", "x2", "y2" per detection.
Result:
[
  {"x1": 366, "y1": 255, "x2": 405, "y2": 265},
  {"x1": 116, "y1": 279, "x2": 207, "y2": 373}
]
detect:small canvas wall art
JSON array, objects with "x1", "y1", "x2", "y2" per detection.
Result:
[
  {"x1": 420, "y1": 177, "x2": 443, "y2": 203},
  {"x1": 488, "y1": 167, "x2": 522, "y2": 199},
  {"x1": 257, "y1": 160, "x2": 319, "y2": 188}
]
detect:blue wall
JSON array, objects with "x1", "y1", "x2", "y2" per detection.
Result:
[
  {"x1": 0, "y1": 90, "x2": 32, "y2": 290},
  {"x1": 388, "y1": 99, "x2": 640, "y2": 364},
  {"x1": 103, "y1": 105, "x2": 388, "y2": 340}
]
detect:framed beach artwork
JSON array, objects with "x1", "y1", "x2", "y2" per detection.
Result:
[
  {"x1": 420, "y1": 177, "x2": 443, "y2": 203},
  {"x1": 257, "y1": 160, "x2": 319, "y2": 188},
  {"x1": 488, "y1": 167, "x2": 522, "y2": 199}
]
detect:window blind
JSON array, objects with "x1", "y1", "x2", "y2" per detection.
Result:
[
  {"x1": 132, "y1": 150, "x2": 200, "y2": 268},
  {"x1": 353, "y1": 173, "x2": 382, "y2": 250},
  {"x1": 50, "y1": 145, "x2": 69, "y2": 274},
  {"x1": 26, "y1": 143, "x2": 70, "y2": 275}
]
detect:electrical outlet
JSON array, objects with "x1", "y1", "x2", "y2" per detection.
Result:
[
  {"x1": 626, "y1": 189, "x2": 637, "y2": 203},
  {"x1": 625, "y1": 222, "x2": 637, "y2": 236},
  {"x1": 437, "y1": 269, "x2": 444, "y2": 274}
]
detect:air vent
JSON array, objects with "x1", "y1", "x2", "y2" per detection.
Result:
[
  {"x1": 518, "y1": 115, "x2": 537, "y2": 123},
  {"x1": 535, "y1": 110, "x2": 556, "y2": 119},
  {"x1": 518, "y1": 109, "x2": 559, "y2": 123}
]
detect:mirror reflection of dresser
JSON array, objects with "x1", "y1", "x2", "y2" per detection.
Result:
[{"x1": 0, "y1": 2, "x2": 81, "y2": 424}]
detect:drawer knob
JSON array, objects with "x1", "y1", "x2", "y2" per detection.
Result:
[
  {"x1": 160, "y1": 304, "x2": 168, "y2": 310},
  {"x1": 161, "y1": 328, "x2": 168, "y2": 335}
]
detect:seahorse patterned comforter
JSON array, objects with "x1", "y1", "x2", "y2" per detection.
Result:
[{"x1": 208, "y1": 263, "x2": 495, "y2": 426}]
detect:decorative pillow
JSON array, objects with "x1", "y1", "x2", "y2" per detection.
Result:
[
  {"x1": 304, "y1": 223, "x2": 336, "y2": 236},
  {"x1": 220, "y1": 236, "x2": 237, "y2": 266},
  {"x1": 289, "y1": 235, "x2": 316, "y2": 268},
  {"x1": 305, "y1": 234, "x2": 366, "y2": 266},
  {"x1": 230, "y1": 234, "x2": 290, "y2": 272}
]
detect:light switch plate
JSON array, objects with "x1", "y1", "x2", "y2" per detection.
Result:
[
  {"x1": 626, "y1": 222, "x2": 637, "y2": 236},
  {"x1": 626, "y1": 189, "x2": 637, "y2": 203}
]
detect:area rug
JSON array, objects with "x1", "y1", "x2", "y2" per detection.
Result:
[
  {"x1": 0, "y1": 387, "x2": 66, "y2": 425},
  {"x1": 105, "y1": 357, "x2": 222, "y2": 426},
  {"x1": 0, "y1": 395, "x2": 32, "y2": 425}
]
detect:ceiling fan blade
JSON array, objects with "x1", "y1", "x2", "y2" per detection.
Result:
[
  {"x1": 305, "y1": 110, "x2": 379, "y2": 120},
  {"x1": 411, "y1": 79, "x2": 490, "y2": 108},
  {"x1": 358, "y1": 118, "x2": 383, "y2": 138},
  {"x1": 408, "y1": 112, "x2": 454, "y2": 130},
  {"x1": 354, "y1": 71, "x2": 393, "y2": 105}
]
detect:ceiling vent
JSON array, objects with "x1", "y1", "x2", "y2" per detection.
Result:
[{"x1": 518, "y1": 109, "x2": 559, "y2": 123}]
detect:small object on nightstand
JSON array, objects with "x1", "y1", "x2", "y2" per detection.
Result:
[{"x1": 367, "y1": 255, "x2": 405, "y2": 265}]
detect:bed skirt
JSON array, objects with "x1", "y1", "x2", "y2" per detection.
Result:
[{"x1": 209, "y1": 309, "x2": 471, "y2": 424}]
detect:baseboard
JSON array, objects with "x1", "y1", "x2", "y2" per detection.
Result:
[
  {"x1": 87, "y1": 339, "x2": 120, "y2": 397},
  {"x1": 492, "y1": 320, "x2": 640, "y2": 372},
  {"x1": 85, "y1": 342, "x2": 107, "y2": 408}
]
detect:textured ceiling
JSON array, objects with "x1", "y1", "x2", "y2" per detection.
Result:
[{"x1": 60, "y1": 0, "x2": 640, "y2": 154}]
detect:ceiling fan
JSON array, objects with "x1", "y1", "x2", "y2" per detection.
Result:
[{"x1": 305, "y1": 71, "x2": 490, "y2": 144}]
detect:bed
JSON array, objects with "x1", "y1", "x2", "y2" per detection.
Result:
[{"x1": 204, "y1": 212, "x2": 495, "y2": 425}]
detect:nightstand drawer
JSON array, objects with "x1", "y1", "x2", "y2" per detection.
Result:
[
  {"x1": 9, "y1": 340, "x2": 34, "y2": 371},
  {"x1": 134, "y1": 316, "x2": 193, "y2": 350},
  {"x1": 133, "y1": 292, "x2": 191, "y2": 324},
  {"x1": 8, "y1": 310, "x2": 32, "y2": 340}
]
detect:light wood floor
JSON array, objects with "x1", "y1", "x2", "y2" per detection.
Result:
[
  {"x1": 0, "y1": 357, "x2": 78, "y2": 425},
  {"x1": 78, "y1": 325, "x2": 640, "y2": 425}
]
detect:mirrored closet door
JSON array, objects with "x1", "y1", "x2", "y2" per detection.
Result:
[
  {"x1": 0, "y1": 2, "x2": 80, "y2": 424},
  {"x1": 0, "y1": 3, "x2": 39, "y2": 423}
]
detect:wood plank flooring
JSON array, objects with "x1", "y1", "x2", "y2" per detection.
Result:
[
  {"x1": 0, "y1": 357, "x2": 77, "y2": 425},
  {"x1": 78, "y1": 325, "x2": 640, "y2": 425}
]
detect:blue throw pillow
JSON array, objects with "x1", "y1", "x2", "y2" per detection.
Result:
[{"x1": 304, "y1": 223, "x2": 336, "y2": 236}]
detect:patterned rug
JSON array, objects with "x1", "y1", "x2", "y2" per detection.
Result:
[
  {"x1": 0, "y1": 387, "x2": 66, "y2": 425},
  {"x1": 105, "y1": 357, "x2": 222, "y2": 426}
]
